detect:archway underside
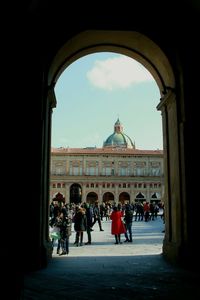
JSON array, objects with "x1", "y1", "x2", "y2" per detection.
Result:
[{"x1": 48, "y1": 30, "x2": 175, "y2": 98}]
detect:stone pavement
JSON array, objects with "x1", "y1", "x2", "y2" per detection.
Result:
[{"x1": 22, "y1": 217, "x2": 199, "y2": 300}]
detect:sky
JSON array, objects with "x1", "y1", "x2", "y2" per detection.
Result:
[{"x1": 52, "y1": 52, "x2": 163, "y2": 150}]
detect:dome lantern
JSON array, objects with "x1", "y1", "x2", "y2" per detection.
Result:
[{"x1": 103, "y1": 119, "x2": 135, "y2": 149}]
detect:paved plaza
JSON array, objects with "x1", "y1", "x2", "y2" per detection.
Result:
[{"x1": 22, "y1": 216, "x2": 199, "y2": 300}]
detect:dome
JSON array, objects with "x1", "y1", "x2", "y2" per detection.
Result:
[
  {"x1": 104, "y1": 132, "x2": 135, "y2": 148},
  {"x1": 103, "y1": 119, "x2": 135, "y2": 149}
]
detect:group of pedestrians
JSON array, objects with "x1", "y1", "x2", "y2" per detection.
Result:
[
  {"x1": 49, "y1": 200, "x2": 105, "y2": 254},
  {"x1": 134, "y1": 201, "x2": 160, "y2": 221},
  {"x1": 72, "y1": 201, "x2": 105, "y2": 246},
  {"x1": 49, "y1": 200, "x2": 161, "y2": 255}
]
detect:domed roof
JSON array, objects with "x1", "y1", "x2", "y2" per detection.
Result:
[{"x1": 103, "y1": 119, "x2": 135, "y2": 149}]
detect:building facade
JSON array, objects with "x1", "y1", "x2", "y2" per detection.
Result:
[{"x1": 50, "y1": 119, "x2": 164, "y2": 205}]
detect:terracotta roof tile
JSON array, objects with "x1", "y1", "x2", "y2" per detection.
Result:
[{"x1": 51, "y1": 147, "x2": 163, "y2": 156}]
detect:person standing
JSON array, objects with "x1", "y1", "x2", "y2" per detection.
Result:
[
  {"x1": 110, "y1": 206, "x2": 126, "y2": 244},
  {"x1": 73, "y1": 206, "x2": 87, "y2": 246},
  {"x1": 91, "y1": 201, "x2": 104, "y2": 231},
  {"x1": 83, "y1": 202, "x2": 93, "y2": 245},
  {"x1": 49, "y1": 211, "x2": 61, "y2": 254},
  {"x1": 143, "y1": 201, "x2": 150, "y2": 222},
  {"x1": 123, "y1": 204, "x2": 133, "y2": 242},
  {"x1": 57, "y1": 210, "x2": 72, "y2": 255}
]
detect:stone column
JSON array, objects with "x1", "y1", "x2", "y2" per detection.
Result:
[
  {"x1": 82, "y1": 184, "x2": 86, "y2": 203},
  {"x1": 40, "y1": 85, "x2": 57, "y2": 268},
  {"x1": 146, "y1": 185, "x2": 150, "y2": 202},
  {"x1": 65, "y1": 184, "x2": 70, "y2": 204},
  {"x1": 99, "y1": 185, "x2": 103, "y2": 203},
  {"x1": 157, "y1": 90, "x2": 183, "y2": 263}
]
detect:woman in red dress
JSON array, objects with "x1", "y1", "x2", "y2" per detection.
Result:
[{"x1": 110, "y1": 206, "x2": 126, "y2": 244}]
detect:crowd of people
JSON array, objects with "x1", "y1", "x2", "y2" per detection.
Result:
[{"x1": 49, "y1": 200, "x2": 164, "y2": 255}]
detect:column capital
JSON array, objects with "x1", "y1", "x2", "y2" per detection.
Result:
[{"x1": 157, "y1": 89, "x2": 176, "y2": 111}]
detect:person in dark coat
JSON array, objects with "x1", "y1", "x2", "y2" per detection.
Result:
[
  {"x1": 91, "y1": 201, "x2": 104, "y2": 231},
  {"x1": 73, "y1": 207, "x2": 87, "y2": 246},
  {"x1": 123, "y1": 204, "x2": 133, "y2": 242},
  {"x1": 83, "y1": 202, "x2": 93, "y2": 245}
]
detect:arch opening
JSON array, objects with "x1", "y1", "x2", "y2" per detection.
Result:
[
  {"x1": 48, "y1": 30, "x2": 180, "y2": 265},
  {"x1": 70, "y1": 183, "x2": 82, "y2": 204}
]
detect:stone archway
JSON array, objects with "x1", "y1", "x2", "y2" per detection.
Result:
[
  {"x1": 52, "y1": 192, "x2": 65, "y2": 204},
  {"x1": 86, "y1": 192, "x2": 98, "y2": 204},
  {"x1": 70, "y1": 183, "x2": 82, "y2": 204},
  {"x1": 103, "y1": 192, "x2": 114, "y2": 204},
  {"x1": 150, "y1": 192, "x2": 161, "y2": 204},
  {"x1": 119, "y1": 192, "x2": 130, "y2": 204},
  {"x1": 47, "y1": 30, "x2": 185, "y2": 265},
  {"x1": 135, "y1": 192, "x2": 146, "y2": 203}
]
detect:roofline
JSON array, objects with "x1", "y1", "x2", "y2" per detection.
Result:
[{"x1": 51, "y1": 147, "x2": 163, "y2": 156}]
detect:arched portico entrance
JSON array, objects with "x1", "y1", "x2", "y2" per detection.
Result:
[
  {"x1": 150, "y1": 192, "x2": 161, "y2": 204},
  {"x1": 103, "y1": 192, "x2": 114, "y2": 204},
  {"x1": 52, "y1": 192, "x2": 65, "y2": 204},
  {"x1": 46, "y1": 30, "x2": 186, "y2": 266},
  {"x1": 86, "y1": 192, "x2": 98, "y2": 204},
  {"x1": 70, "y1": 183, "x2": 82, "y2": 204},
  {"x1": 135, "y1": 192, "x2": 146, "y2": 203},
  {"x1": 119, "y1": 192, "x2": 130, "y2": 204}
]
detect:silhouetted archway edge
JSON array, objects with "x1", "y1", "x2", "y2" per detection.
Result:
[
  {"x1": 48, "y1": 30, "x2": 175, "y2": 93},
  {"x1": 47, "y1": 30, "x2": 186, "y2": 266}
]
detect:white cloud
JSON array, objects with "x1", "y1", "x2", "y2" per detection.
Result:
[{"x1": 87, "y1": 55, "x2": 154, "y2": 91}]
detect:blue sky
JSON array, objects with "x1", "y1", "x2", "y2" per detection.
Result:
[{"x1": 52, "y1": 52, "x2": 163, "y2": 150}]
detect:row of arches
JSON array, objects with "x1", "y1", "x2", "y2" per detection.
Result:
[{"x1": 52, "y1": 188, "x2": 160, "y2": 205}]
